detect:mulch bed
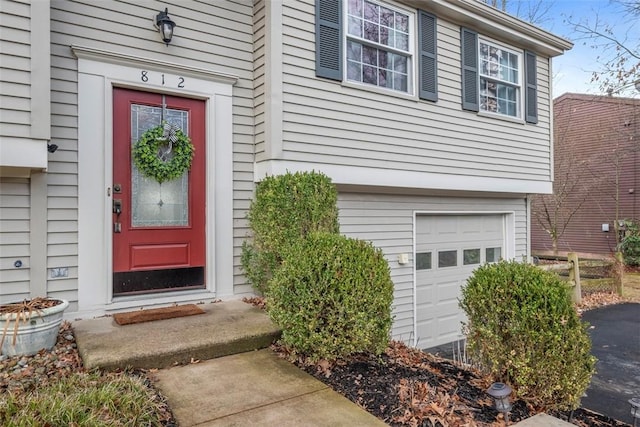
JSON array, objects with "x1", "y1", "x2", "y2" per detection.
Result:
[{"x1": 279, "y1": 340, "x2": 630, "y2": 426}]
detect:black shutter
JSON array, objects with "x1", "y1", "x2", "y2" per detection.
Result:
[
  {"x1": 418, "y1": 10, "x2": 437, "y2": 102},
  {"x1": 524, "y1": 50, "x2": 538, "y2": 124},
  {"x1": 460, "y1": 27, "x2": 479, "y2": 111},
  {"x1": 316, "y1": 0, "x2": 343, "y2": 81}
]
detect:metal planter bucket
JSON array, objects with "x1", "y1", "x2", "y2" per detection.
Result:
[{"x1": 1, "y1": 299, "x2": 69, "y2": 357}]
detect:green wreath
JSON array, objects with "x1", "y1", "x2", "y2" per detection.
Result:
[{"x1": 132, "y1": 122, "x2": 194, "y2": 183}]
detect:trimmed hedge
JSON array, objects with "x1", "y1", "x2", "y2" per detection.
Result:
[
  {"x1": 241, "y1": 171, "x2": 339, "y2": 294},
  {"x1": 459, "y1": 260, "x2": 595, "y2": 411},
  {"x1": 268, "y1": 232, "x2": 394, "y2": 362}
]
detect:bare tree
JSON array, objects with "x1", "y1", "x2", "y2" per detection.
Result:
[
  {"x1": 566, "y1": 0, "x2": 640, "y2": 95},
  {"x1": 478, "y1": 0, "x2": 555, "y2": 26},
  {"x1": 531, "y1": 103, "x2": 591, "y2": 254}
]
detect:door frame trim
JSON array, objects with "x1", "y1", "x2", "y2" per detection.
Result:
[
  {"x1": 74, "y1": 46, "x2": 236, "y2": 316},
  {"x1": 411, "y1": 210, "x2": 515, "y2": 348}
]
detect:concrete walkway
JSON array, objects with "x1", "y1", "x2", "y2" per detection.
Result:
[
  {"x1": 153, "y1": 349, "x2": 386, "y2": 426},
  {"x1": 73, "y1": 300, "x2": 385, "y2": 426}
]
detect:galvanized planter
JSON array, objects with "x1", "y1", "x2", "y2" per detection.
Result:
[{"x1": 0, "y1": 299, "x2": 69, "y2": 357}]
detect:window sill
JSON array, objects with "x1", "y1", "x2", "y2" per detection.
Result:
[
  {"x1": 341, "y1": 80, "x2": 420, "y2": 103},
  {"x1": 477, "y1": 110, "x2": 526, "y2": 125}
]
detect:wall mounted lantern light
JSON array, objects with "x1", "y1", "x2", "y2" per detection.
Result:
[{"x1": 155, "y1": 8, "x2": 176, "y2": 46}]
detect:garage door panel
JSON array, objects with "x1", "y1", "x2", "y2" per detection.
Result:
[{"x1": 416, "y1": 214, "x2": 505, "y2": 349}]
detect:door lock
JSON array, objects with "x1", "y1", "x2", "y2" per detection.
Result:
[
  {"x1": 114, "y1": 222, "x2": 121, "y2": 233},
  {"x1": 113, "y1": 199, "x2": 122, "y2": 215}
]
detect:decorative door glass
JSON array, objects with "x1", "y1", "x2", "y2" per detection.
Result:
[{"x1": 131, "y1": 104, "x2": 189, "y2": 227}]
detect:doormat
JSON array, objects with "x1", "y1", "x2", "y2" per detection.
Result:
[{"x1": 113, "y1": 304, "x2": 205, "y2": 326}]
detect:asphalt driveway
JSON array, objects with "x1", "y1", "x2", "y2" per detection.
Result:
[{"x1": 581, "y1": 303, "x2": 640, "y2": 424}]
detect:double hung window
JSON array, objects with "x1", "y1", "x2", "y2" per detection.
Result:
[
  {"x1": 479, "y1": 40, "x2": 520, "y2": 117},
  {"x1": 461, "y1": 27, "x2": 538, "y2": 123},
  {"x1": 345, "y1": 0, "x2": 412, "y2": 93},
  {"x1": 316, "y1": 0, "x2": 438, "y2": 101}
]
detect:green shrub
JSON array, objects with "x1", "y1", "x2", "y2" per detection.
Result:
[
  {"x1": 241, "y1": 171, "x2": 340, "y2": 294},
  {"x1": 459, "y1": 260, "x2": 595, "y2": 411},
  {"x1": 268, "y1": 232, "x2": 394, "y2": 362},
  {"x1": 621, "y1": 235, "x2": 640, "y2": 266}
]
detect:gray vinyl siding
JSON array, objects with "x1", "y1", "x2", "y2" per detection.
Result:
[
  {"x1": 1, "y1": 0, "x2": 31, "y2": 138},
  {"x1": 49, "y1": 0, "x2": 255, "y2": 303},
  {"x1": 253, "y1": 0, "x2": 266, "y2": 160},
  {"x1": 278, "y1": 1, "x2": 553, "y2": 182},
  {"x1": 337, "y1": 192, "x2": 527, "y2": 342},
  {"x1": 0, "y1": 178, "x2": 31, "y2": 304}
]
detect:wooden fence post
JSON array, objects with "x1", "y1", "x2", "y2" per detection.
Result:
[
  {"x1": 614, "y1": 251, "x2": 625, "y2": 296},
  {"x1": 567, "y1": 252, "x2": 581, "y2": 304}
]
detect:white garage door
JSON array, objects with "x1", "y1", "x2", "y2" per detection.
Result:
[{"x1": 415, "y1": 214, "x2": 504, "y2": 349}]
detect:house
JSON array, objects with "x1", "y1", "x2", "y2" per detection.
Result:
[
  {"x1": 0, "y1": 0, "x2": 571, "y2": 350},
  {"x1": 531, "y1": 93, "x2": 640, "y2": 257}
]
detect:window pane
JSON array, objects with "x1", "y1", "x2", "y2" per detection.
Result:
[
  {"x1": 347, "y1": 61, "x2": 362, "y2": 81},
  {"x1": 364, "y1": 1, "x2": 379, "y2": 22},
  {"x1": 364, "y1": 21, "x2": 379, "y2": 43},
  {"x1": 486, "y1": 247, "x2": 502, "y2": 263},
  {"x1": 380, "y1": 6, "x2": 393, "y2": 27},
  {"x1": 416, "y1": 252, "x2": 432, "y2": 270},
  {"x1": 395, "y1": 32, "x2": 409, "y2": 51},
  {"x1": 347, "y1": 40, "x2": 361, "y2": 61},
  {"x1": 131, "y1": 105, "x2": 189, "y2": 227},
  {"x1": 393, "y1": 72, "x2": 407, "y2": 92},
  {"x1": 438, "y1": 250, "x2": 457, "y2": 268},
  {"x1": 395, "y1": 14, "x2": 408, "y2": 32},
  {"x1": 463, "y1": 249, "x2": 481, "y2": 265},
  {"x1": 394, "y1": 55, "x2": 407, "y2": 73},
  {"x1": 348, "y1": 0, "x2": 362, "y2": 16},
  {"x1": 363, "y1": 65, "x2": 377, "y2": 84},
  {"x1": 363, "y1": 45, "x2": 377, "y2": 65},
  {"x1": 380, "y1": 26, "x2": 390, "y2": 46},
  {"x1": 348, "y1": 16, "x2": 363, "y2": 37}
]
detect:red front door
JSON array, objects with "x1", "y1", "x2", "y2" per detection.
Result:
[{"x1": 112, "y1": 88, "x2": 206, "y2": 295}]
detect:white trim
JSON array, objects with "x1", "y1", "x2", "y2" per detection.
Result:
[
  {"x1": 255, "y1": 160, "x2": 552, "y2": 194},
  {"x1": 75, "y1": 50, "x2": 235, "y2": 315},
  {"x1": 0, "y1": 137, "x2": 48, "y2": 171},
  {"x1": 411, "y1": 210, "x2": 516, "y2": 347},
  {"x1": 264, "y1": 1, "x2": 284, "y2": 159}
]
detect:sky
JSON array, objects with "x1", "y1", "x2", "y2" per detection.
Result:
[{"x1": 504, "y1": 0, "x2": 639, "y2": 97}]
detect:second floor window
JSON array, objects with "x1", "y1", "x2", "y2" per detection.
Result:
[
  {"x1": 345, "y1": 0, "x2": 414, "y2": 93},
  {"x1": 479, "y1": 40, "x2": 521, "y2": 118}
]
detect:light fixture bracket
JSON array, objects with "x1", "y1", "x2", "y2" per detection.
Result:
[{"x1": 155, "y1": 7, "x2": 176, "y2": 46}]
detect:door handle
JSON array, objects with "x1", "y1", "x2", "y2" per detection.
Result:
[{"x1": 113, "y1": 199, "x2": 122, "y2": 215}]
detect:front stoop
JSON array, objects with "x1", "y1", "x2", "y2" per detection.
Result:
[
  {"x1": 513, "y1": 414, "x2": 575, "y2": 426},
  {"x1": 73, "y1": 300, "x2": 281, "y2": 370}
]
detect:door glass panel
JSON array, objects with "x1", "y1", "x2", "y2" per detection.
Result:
[
  {"x1": 463, "y1": 248, "x2": 481, "y2": 265},
  {"x1": 486, "y1": 247, "x2": 502, "y2": 263},
  {"x1": 131, "y1": 105, "x2": 189, "y2": 227},
  {"x1": 416, "y1": 252, "x2": 432, "y2": 270},
  {"x1": 438, "y1": 250, "x2": 457, "y2": 268}
]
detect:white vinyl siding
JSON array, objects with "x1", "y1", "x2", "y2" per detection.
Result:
[
  {"x1": 278, "y1": 1, "x2": 552, "y2": 183},
  {"x1": 337, "y1": 192, "x2": 527, "y2": 343},
  {"x1": 48, "y1": 0, "x2": 256, "y2": 306},
  {"x1": 0, "y1": 178, "x2": 31, "y2": 303}
]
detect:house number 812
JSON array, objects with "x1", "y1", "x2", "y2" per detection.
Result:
[{"x1": 140, "y1": 71, "x2": 185, "y2": 88}]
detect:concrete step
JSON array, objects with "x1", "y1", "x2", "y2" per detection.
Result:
[{"x1": 73, "y1": 300, "x2": 280, "y2": 370}]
